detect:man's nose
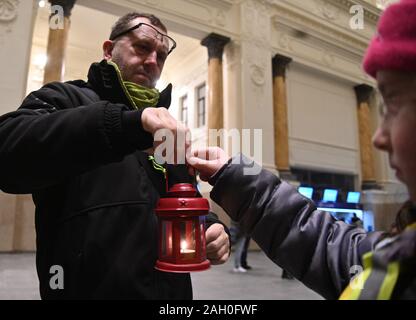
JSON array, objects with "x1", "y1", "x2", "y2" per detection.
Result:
[{"x1": 145, "y1": 50, "x2": 158, "y2": 65}]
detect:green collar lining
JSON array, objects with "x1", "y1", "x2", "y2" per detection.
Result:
[{"x1": 107, "y1": 60, "x2": 160, "y2": 109}]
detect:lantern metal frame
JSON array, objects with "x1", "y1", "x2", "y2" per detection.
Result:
[{"x1": 155, "y1": 183, "x2": 210, "y2": 273}]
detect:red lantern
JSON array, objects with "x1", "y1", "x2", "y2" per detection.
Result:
[{"x1": 155, "y1": 183, "x2": 210, "y2": 273}]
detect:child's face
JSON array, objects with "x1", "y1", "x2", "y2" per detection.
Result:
[{"x1": 373, "y1": 71, "x2": 416, "y2": 201}]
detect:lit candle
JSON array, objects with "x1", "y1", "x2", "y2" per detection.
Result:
[{"x1": 180, "y1": 240, "x2": 195, "y2": 258}]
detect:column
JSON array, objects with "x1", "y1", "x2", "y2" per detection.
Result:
[
  {"x1": 0, "y1": 0, "x2": 38, "y2": 252},
  {"x1": 272, "y1": 54, "x2": 294, "y2": 180},
  {"x1": 354, "y1": 84, "x2": 378, "y2": 190},
  {"x1": 0, "y1": 0, "x2": 37, "y2": 112},
  {"x1": 201, "y1": 33, "x2": 230, "y2": 146},
  {"x1": 43, "y1": 0, "x2": 76, "y2": 84},
  {"x1": 230, "y1": 0, "x2": 275, "y2": 172}
]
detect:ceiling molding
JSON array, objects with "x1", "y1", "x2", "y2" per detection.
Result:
[
  {"x1": 331, "y1": 0, "x2": 382, "y2": 22},
  {"x1": 271, "y1": 0, "x2": 376, "y2": 57},
  {"x1": 196, "y1": 0, "x2": 234, "y2": 10}
]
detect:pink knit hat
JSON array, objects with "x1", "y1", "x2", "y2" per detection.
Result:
[{"x1": 363, "y1": 0, "x2": 416, "y2": 78}]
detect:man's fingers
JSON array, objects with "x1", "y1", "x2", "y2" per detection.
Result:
[
  {"x1": 206, "y1": 238, "x2": 228, "y2": 255},
  {"x1": 190, "y1": 147, "x2": 218, "y2": 161},
  {"x1": 205, "y1": 225, "x2": 230, "y2": 265},
  {"x1": 206, "y1": 224, "x2": 228, "y2": 251},
  {"x1": 142, "y1": 108, "x2": 163, "y2": 134},
  {"x1": 208, "y1": 250, "x2": 230, "y2": 265},
  {"x1": 142, "y1": 107, "x2": 193, "y2": 165},
  {"x1": 186, "y1": 147, "x2": 219, "y2": 168}
]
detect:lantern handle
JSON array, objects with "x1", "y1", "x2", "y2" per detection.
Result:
[{"x1": 149, "y1": 156, "x2": 198, "y2": 193}]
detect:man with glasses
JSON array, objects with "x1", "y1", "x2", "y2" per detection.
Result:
[{"x1": 0, "y1": 12, "x2": 230, "y2": 299}]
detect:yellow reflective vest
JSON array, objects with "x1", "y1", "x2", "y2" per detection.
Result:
[{"x1": 340, "y1": 223, "x2": 416, "y2": 300}]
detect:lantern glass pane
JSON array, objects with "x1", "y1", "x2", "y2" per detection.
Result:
[
  {"x1": 199, "y1": 217, "x2": 205, "y2": 254},
  {"x1": 180, "y1": 220, "x2": 196, "y2": 260},
  {"x1": 161, "y1": 220, "x2": 173, "y2": 257}
]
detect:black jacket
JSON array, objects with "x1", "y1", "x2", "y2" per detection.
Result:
[
  {"x1": 209, "y1": 155, "x2": 416, "y2": 300},
  {"x1": 0, "y1": 60, "x2": 225, "y2": 299}
]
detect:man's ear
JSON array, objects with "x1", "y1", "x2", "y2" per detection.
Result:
[{"x1": 103, "y1": 40, "x2": 114, "y2": 60}]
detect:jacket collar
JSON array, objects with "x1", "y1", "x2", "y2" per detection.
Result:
[{"x1": 87, "y1": 59, "x2": 172, "y2": 110}]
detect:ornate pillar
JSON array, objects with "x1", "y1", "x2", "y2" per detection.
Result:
[
  {"x1": 272, "y1": 54, "x2": 294, "y2": 180},
  {"x1": 354, "y1": 84, "x2": 378, "y2": 190},
  {"x1": 0, "y1": 0, "x2": 37, "y2": 111},
  {"x1": 0, "y1": 0, "x2": 37, "y2": 252},
  {"x1": 201, "y1": 33, "x2": 230, "y2": 146},
  {"x1": 43, "y1": 0, "x2": 76, "y2": 84},
  {"x1": 229, "y1": 0, "x2": 275, "y2": 172}
]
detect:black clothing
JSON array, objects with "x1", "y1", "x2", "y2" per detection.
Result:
[
  {"x1": 208, "y1": 155, "x2": 416, "y2": 299},
  {"x1": 0, "y1": 60, "x2": 224, "y2": 299}
]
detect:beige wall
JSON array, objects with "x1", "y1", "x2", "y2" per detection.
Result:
[
  {"x1": 287, "y1": 64, "x2": 360, "y2": 175},
  {"x1": 0, "y1": 193, "x2": 35, "y2": 252},
  {"x1": 0, "y1": 193, "x2": 17, "y2": 251},
  {"x1": 1, "y1": 0, "x2": 37, "y2": 113},
  {"x1": 0, "y1": 1, "x2": 38, "y2": 252}
]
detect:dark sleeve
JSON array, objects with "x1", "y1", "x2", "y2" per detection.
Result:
[
  {"x1": 0, "y1": 82, "x2": 153, "y2": 194},
  {"x1": 209, "y1": 154, "x2": 384, "y2": 299}
]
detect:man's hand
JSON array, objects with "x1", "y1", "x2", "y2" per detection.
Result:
[
  {"x1": 141, "y1": 107, "x2": 190, "y2": 164},
  {"x1": 205, "y1": 223, "x2": 230, "y2": 265},
  {"x1": 187, "y1": 147, "x2": 229, "y2": 181}
]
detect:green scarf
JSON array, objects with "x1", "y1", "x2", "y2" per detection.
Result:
[{"x1": 107, "y1": 60, "x2": 160, "y2": 109}]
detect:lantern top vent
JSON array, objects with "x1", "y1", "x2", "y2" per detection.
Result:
[
  {"x1": 156, "y1": 183, "x2": 209, "y2": 214},
  {"x1": 168, "y1": 183, "x2": 197, "y2": 198}
]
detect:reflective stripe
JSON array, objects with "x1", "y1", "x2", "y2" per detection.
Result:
[
  {"x1": 339, "y1": 252, "x2": 373, "y2": 300},
  {"x1": 339, "y1": 284, "x2": 353, "y2": 300},
  {"x1": 339, "y1": 252, "x2": 400, "y2": 300},
  {"x1": 359, "y1": 252, "x2": 390, "y2": 300},
  {"x1": 339, "y1": 223, "x2": 415, "y2": 300},
  {"x1": 406, "y1": 222, "x2": 416, "y2": 231},
  {"x1": 354, "y1": 252, "x2": 374, "y2": 300},
  {"x1": 377, "y1": 261, "x2": 400, "y2": 300}
]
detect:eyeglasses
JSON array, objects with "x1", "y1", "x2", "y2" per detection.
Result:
[{"x1": 110, "y1": 22, "x2": 177, "y2": 55}]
